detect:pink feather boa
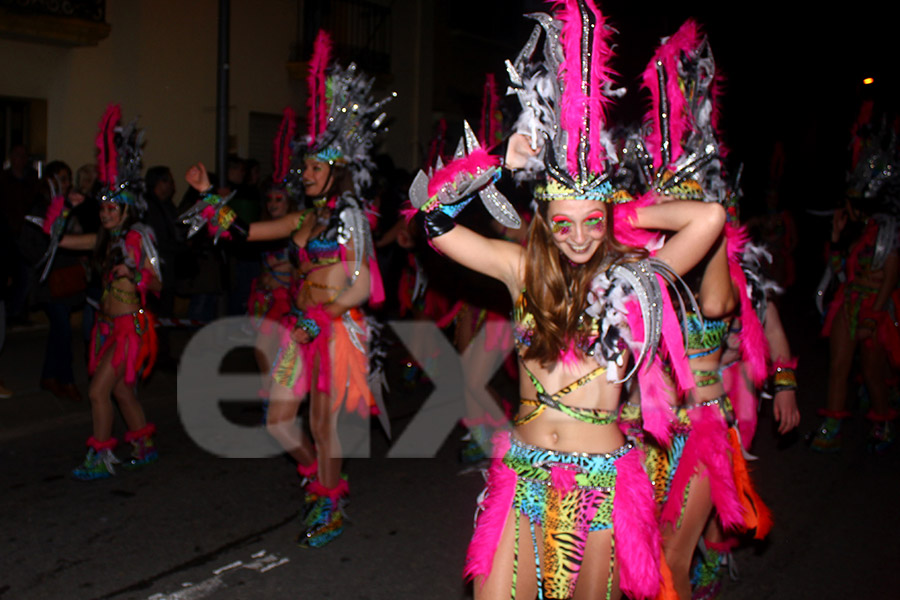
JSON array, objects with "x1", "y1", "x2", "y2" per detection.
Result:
[
  {"x1": 554, "y1": 0, "x2": 614, "y2": 176},
  {"x1": 624, "y1": 298, "x2": 675, "y2": 446},
  {"x1": 464, "y1": 432, "x2": 516, "y2": 585},
  {"x1": 724, "y1": 223, "x2": 769, "y2": 384},
  {"x1": 661, "y1": 404, "x2": 744, "y2": 531},
  {"x1": 307, "y1": 30, "x2": 332, "y2": 142},
  {"x1": 95, "y1": 104, "x2": 121, "y2": 185},
  {"x1": 613, "y1": 448, "x2": 663, "y2": 600},
  {"x1": 642, "y1": 20, "x2": 702, "y2": 169}
]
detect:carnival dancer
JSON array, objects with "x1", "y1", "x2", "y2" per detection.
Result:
[
  {"x1": 182, "y1": 30, "x2": 391, "y2": 547},
  {"x1": 43, "y1": 105, "x2": 161, "y2": 480},
  {"x1": 624, "y1": 20, "x2": 774, "y2": 598},
  {"x1": 410, "y1": 3, "x2": 724, "y2": 597},
  {"x1": 691, "y1": 194, "x2": 800, "y2": 599},
  {"x1": 813, "y1": 110, "x2": 900, "y2": 452},
  {"x1": 248, "y1": 108, "x2": 299, "y2": 390}
]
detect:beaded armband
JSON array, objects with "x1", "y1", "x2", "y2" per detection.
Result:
[{"x1": 770, "y1": 358, "x2": 798, "y2": 393}]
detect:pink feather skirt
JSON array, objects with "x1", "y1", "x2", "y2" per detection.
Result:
[{"x1": 464, "y1": 431, "x2": 664, "y2": 600}]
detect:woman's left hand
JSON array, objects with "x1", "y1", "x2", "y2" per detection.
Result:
[{"x1": 773, "y1": 390, "x2": 800, "y2": 434}]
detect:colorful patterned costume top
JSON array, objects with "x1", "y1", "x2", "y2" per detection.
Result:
[{"x1": 512, "y1": 292, "x2": 615, "y2": 427}]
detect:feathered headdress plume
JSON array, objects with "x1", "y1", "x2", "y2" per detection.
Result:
[
  {"x1": 273, "y1": 106, "x2": 297, "y2": 184},
  {"x1": 555, "y1": 0, "x2": 615, "y2": 178},
  {"x1": 96, "y1": 104, "x2": 121, "y2": 186},
  {"x1": 307, "y1": 30, "x2": 332, "y2": 144},
  {"x1": 94, "y1": 104, "x2": 147, "y2": 212},
  {"x1": 299, "y1": 28, "x2": 395, "y2": 196},
  {"x1": 504, "y1": 0, "x2": 626, "y2": 201},
  {"x1": 627, "y1": 19, "x2": 725, "y2": 203}
]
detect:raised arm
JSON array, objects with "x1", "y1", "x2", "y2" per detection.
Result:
[
  {"x1": 430, "y1": 224, "x2": 524, "y2": 298},
  {"x1": 632, "y1": 200, "x2": 725, "y2": 275},
  {"x1": 698, "y1": 236, "x2": 737, "y2": 318},
  {"x1": 59, "y1": 233, "x2": 97, "y2": 251},
  {"x1": 184, "y1": 161, "x2": 306, "y2": 242}
]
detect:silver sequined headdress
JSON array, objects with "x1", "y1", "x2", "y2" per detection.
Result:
[
  {"x1": 299, "y1": 29, "x2": 394, "y2": 197},
  {"x1": 95, "y1": 104, "x2": 147, "y2": 213},
  {"x1": 504, "y1": 0, "x2": 629, "y2": 203}
]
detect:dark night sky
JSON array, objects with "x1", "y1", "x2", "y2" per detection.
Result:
[{"x1": 440, "y1": 1, "x2": 896, "y2": 211}]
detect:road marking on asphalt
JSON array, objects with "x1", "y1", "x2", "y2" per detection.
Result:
[{"x1": 146, "y1": 550, "x2": 290, "y2": 599}]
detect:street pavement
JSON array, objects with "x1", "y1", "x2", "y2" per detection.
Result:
[{"x1": 1, "y1": 297, "x2": 899, "y2": 599}]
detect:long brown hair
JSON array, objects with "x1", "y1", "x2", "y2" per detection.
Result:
[{"x1": 522, "y1": 201, "x2": 642, "y2": 366}]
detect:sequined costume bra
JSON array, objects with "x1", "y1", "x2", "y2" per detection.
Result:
[
  {"x1": 288, "y1": 208, "x2": 343, "y2": 271},
  {"x1": 512, "y1": 291, "x2": 615, "y2": 427}
]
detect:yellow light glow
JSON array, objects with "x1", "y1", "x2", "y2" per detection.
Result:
[{"x1": 863, "y1": 77, "x2": 875, "y2": 85}]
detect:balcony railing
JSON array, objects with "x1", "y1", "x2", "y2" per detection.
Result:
[
  {"x1": 0, "y1": 0, "x2": 109, "y2": 46},
  {"x1": 0, "y1": 0, "x2": 105, "y2": 22}
]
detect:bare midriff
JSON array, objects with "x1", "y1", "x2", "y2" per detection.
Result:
[
  {"x1": 291, "y1": 220, "x2": 349, "y2": 311},
  {"x1": 102, "y1": 276, "x2": 141, "y2": 317},
  {"x1": 514, "y1": 358, "x2": 626, "y2": 454}
]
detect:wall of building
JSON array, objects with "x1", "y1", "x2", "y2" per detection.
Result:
[{"x1": 0, "y1": 0, "x2": 433, "y2": 187}]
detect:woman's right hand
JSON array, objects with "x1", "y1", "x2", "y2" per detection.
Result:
[{"x1": 185, "y1": 162, "x2": 212, "y2": 193}]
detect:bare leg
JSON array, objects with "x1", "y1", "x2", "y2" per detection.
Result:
[
  {"x1": 254, "y1": 329, "x2": 278, "y2": 388},
  {"x1": 860, "y1": 337, "x2": 892, "y2": 415},
  {"x1": 574, "y1": 528, "x2": 621, "y2": 600},
  {"x1": 87, "y1": 353, "x2": 120, "y2": 441},
  {"x1": 113, "y1": 376, "x2": 146, "y2": 432},
  {"x1": 663, "y1": 473, "x2": 714, "y2": 600},
  {"x1": 826, "y1": 309, "x2": 855, "y2": 413},
  {"x1": 474, "y1": 511, "x2": 538, "y2": 600},
  {"x1": 266, "y1": 380, "x2": 316, "y2": 465},
  {"x1": 309, "y1": 386, "x2": 342, "y2": 488}
]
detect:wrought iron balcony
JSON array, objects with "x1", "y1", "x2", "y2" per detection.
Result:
[{"x1": 0, "y1": 0, "x2": 110, "y2": 46}]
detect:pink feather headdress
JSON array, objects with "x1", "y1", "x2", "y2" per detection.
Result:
[
  {"x1": 306, "y1": 30, "x2": 332, "y2": 145},
  {"x1": 641, "y1": 19, "x2": 702, "y2": 170},
  {"x1": 553, "y1": 0, "x2": 615, "y2": 178},
  {"x1": 272, "y1": 106, "x2": 297, "y2": 183},
  {"x1": 95, "y1": 104, "x2": 122, "y2": 185}
]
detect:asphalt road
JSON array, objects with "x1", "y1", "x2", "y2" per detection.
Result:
[{"x1": 1, "y1": 296, "x2": 898, "y2": 600}]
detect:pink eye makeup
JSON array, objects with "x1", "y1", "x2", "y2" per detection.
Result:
[
  {"x1": 551, "y1": 216, "x2": 573, "y2": 235},
  {"x1": 585, "y1": 211, "x2": 605, "y2": 230}
]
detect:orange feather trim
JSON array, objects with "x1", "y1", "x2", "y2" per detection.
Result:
[{"x1": 727, "y1": 427, "x2": 773, "y2": 539}]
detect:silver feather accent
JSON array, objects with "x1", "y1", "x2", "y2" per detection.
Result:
[
  {"x1": 131, "y1": 223, "x2": 162, "y2": 284},
  {"x1": 872, "y1": 214, "x2": 898, "y2": 270}
]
